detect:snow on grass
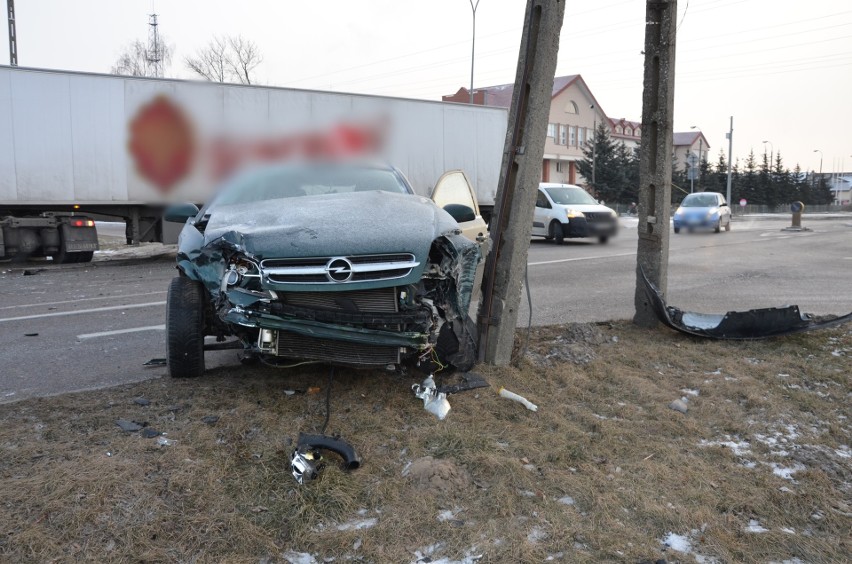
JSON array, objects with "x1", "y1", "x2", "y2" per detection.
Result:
[{"x1": 745, "y1": 519, "x2": 768, "y2": 533}]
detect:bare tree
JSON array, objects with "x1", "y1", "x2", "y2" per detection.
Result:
[
  {"x1": 185, "y1": 35, "x2": 263, "y2": 84},
  {"x1": 111, "y1": 39, "x2": 173, "y2": 77},
  {"x1": 226, "y1": 35, "x2": 262, "y2": 85}
]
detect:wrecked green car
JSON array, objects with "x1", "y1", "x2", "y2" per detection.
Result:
[{"x1": 163, "y1": 162, "x2": 488, "y2": 377}]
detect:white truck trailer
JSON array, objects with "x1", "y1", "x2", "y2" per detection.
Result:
[{"x1": 0, "y1": 66, "x2": 507, "y2": 263}]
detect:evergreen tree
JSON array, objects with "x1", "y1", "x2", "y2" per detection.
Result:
[{"x1": 577, "y1": 123, "x2": 623, "y2": 203}]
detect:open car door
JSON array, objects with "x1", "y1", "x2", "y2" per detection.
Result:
[
  {"x1": 431, "y1": 170, "x2": 489, "y2": 304},
  {"x1": 431, "y1": 170, "x2": 488, "y2": 246}
]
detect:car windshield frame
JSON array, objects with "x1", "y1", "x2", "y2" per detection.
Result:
[
  {"x1": 680, "y1": 193, "x2": 719, "y2": 208},
  {"x1": 208, "y1": 163, "x2": 412, "y2": 209},
  {"x1": 544, "y1": 186, "x2": 599, "y2": 206}
]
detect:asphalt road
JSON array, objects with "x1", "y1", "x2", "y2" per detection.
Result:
[{"x1": 1, "y1": 215, "x2": 850, "y2": 403}]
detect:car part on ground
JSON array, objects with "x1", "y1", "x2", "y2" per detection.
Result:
[
  {"x1": 290, "y1": 433, "x2": 361, "y2": 485},
  {"x1": 640, "y1": 266, "x2": 852, "y2": 339},
  {"x1": 412, "y1": 374, "x2": 451, "y2": 420},
  {"x1": 498, "y1": 386, "x2": 538, "y2": 411},
  {"x1": 532, "y1": 184, "x2": 619, "y2": 244}
]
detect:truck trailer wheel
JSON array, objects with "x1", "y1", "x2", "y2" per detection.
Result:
[{"x1": 166, "y1": 276, "x2": 206, "y2": 378}]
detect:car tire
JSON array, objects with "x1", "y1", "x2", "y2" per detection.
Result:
[
  {"x1": 549, "y1": 221, "x2": 564, "y2": 245},
  {"x1": 674, "y1": 227, "x2": 680, "y2": 234},
  {"x1": 714, "y1": 220, "x2": 721, "y2": 233},
  {"x1": 598, "y1": 236, "x2": 609, "y2": 244},
  {"x1": 166, "y1": 276, "x2": 206, "y2": 378}
]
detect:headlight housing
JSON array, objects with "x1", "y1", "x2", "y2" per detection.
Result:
[
  {"x1": 565, "y1": 208, "x2": 585, "y2": 219},
  {"x1": 675, "y1": 208, "x2": 684, "y2": 216}
]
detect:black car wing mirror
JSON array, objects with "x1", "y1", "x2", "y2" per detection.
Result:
[
  {"x1": 443, "y1": 203, "x2": 476, "y2": 223},
  {"x1": 164, "y1": 203, "x2": 200, "y2": 223}
]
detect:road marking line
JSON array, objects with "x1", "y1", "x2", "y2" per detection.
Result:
[
  {"x1": 529, "y1": 251, "x2": 636, "y2": 266},
  {"x1": 0, "y1": 301, "x2": 166, "y2": 323},
  {"x1": 0, "y1": 291, "x2": 166, "y2": 311},
  {"x1": 77, "y1": 324, "x2": 166, "y2": 340}
]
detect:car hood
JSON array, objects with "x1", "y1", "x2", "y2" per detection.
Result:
[{"x1": 202, "y1": 191, "x2": 460, "y2": 261}]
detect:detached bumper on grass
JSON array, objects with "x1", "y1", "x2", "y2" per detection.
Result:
[{"x1": 639, "y1": 266, "x2": 852, "y2": 339}]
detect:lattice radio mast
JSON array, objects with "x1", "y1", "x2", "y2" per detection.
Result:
[{"x1": 146, "y1": 12, "x2": 164, "y2": 77}]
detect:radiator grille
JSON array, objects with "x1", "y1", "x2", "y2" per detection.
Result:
[
  {"x1": 261, "y1": 253, "x2": 419, "y2": 284},
  {"x1": 276, "y1": 332, "x2": 401, "y2": 366},
  {"x1": 583, "y1": 212, "x2": 615, "y2": 223},
  {"x1": 279, "y1": 288, "x2": 398, "y2": 313}
]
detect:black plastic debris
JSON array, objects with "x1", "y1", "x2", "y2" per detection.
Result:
[
  {"x1": 437, "y1": 371, "x2": 490, "y2": 395},
  {"x1": 640, "y1": 266, "x2": 852, "y2": 339},
  {"x1": 143, "y1": 358, "x2": 167, "y2": 366},
  {"x1": 115, "y1": 419, "x2": 143, "y2": 432},
  {"x1": 134, "y1": 397, "x2": 151, "y2": 406},
  {"x1": 22, "y1": 269, "x2": 44, "y2": 276},
  {"x1": 201, "y1": 415, "x2": 220, "y2": 425},
  {"x1": 140, "y1": 428, "x2": 161, "y2": 438},
  {"x1": 24, "y1": 333, "x2": 38, "y2": 337}
]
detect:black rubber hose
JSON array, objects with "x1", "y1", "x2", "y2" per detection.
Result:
[{"x1": 297, "y1": 433, "x2": 361, "y2": 470}]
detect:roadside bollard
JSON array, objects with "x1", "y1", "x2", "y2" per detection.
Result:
[{"x1": 790, "y1": 201, "x2": 804, "y2": 228}]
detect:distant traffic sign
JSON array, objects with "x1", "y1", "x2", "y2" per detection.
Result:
[{"x1": 739, "y1": 199, "x2": 747, "y2": 207}]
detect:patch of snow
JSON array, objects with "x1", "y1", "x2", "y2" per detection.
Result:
[
  {"x1": 769, "y1": 559, "x2": 805, "y2": 564},
  {"x1": 557, "y1": 496, "x2": 575, "y2": 506},
  {"x1": 527, "y1": 526, "x2": 547, "y2": 543},
  {"x1": 282, "y1": 552, "x2": 318, "y2": 564},
  {"x1": 745, "y1": 519, "x2": 768, "y2": 533},
  {"x1": 335, "y1": 518, "x2": 377, "y2": 532},
  {"x1": 776, "y1": 373, "x2": 790, "y2": 378},
  {"x1": 545, "y1": 552, "x2": 565, "y2": 561},
  {"x1": 770, "y1": 462, "x2": 806, "y2": 481},
  {"x1": 780, "y1": 527, "x2": 796, "y2": 535},
  {"x1": 681, "y1": 388, "x2": 700, "y2": 396},
  {"x1": 724, "y1": 376, "x2": 738, "y2": 381},
  {"x1": 437, "y1": 508, "x2": 462, "y2": 522},
  {"x1": 699, "y1": 436, "x2": 751, "y2": 456},
  {"x1": 705, "y1": 369, "x2": 722, "y2": 375},
  {"x1": 835, "y1": 446, "x2": 851, "y2": 459},
  {"x1": 662, "y1": 532, "x2": 692, "y2": 553}
]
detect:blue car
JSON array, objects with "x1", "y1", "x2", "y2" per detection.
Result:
[{"x1": 673, "y1": 192, "x2": 732, "y2": 234}]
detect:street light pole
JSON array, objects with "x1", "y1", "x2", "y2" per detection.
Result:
[
  {"x1": 762, "y1": 140, "x2": 774, "y2": 175},
  {"x1": 590, "y1": 104, "x2": 596, "y2": 187},
  {"x1": 725, "y1": 116, "x2": 733, "y2": 205},
  {"x1": 690, "y1": 125, "x2": 703, "y2": 192},
  {"x1": 468, "y1": 0, "x2": 481, "y2": 104},
  {"x1": 813, "y1": 149, "x2": 823, "y2": 190}
]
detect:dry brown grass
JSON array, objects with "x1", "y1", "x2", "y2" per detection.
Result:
[{"x1": 1, "y1": 322, "x2": 850, "y2": 563}]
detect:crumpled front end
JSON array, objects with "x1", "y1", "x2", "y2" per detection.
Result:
[{"x1": 182, "y1": 229, "x2": 481, "y2": 370}]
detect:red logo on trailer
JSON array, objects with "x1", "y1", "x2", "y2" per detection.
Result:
[{"x1": 128, "y1": 96, "x2": 195, "y2": 193}]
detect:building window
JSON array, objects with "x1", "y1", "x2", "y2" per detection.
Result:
[
  {"x1": 586, "y1": 127, "x2": 593, "y2": 143},
  {"x1": 625, "y1": 127, "x2": 632, "y2": 136},
  {"x1": 559, "y1": 125, "x2": 567, "y2": 145},
  {"x1": 569, "y1": 126, "x2": 577, "y2": 147},
  {"x1": 635, "y1": 127, "x2": 641, "y2": 137},
  {"x1": 547, "y1": 123, "x2": 556, "y2": 139},
  {"x1": 556, "y1": 161, "x2": 565, "y2": 173},
  {"x1": 616, "y1": 126, "x2": 623, "y2": 134},
  {"x1": 577, "y1": 127, "x2": 585, "y2": 146},
  {"x1": 565, "y1": 101, "x2": 578, "y2": 114}
]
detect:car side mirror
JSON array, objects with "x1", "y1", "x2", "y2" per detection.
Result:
[
  {"x1": 164, "y1": 203, "x2": 200, "y2": 223},
  {"x1": 443, "y1": 203, "x2": 476, "y2": 223}
]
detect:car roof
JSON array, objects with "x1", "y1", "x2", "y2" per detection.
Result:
[{"x1": 539, "y1": 183, "x2": 584, "y2": 189}]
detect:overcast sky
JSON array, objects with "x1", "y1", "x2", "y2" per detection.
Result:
[{"x1": 4, "y1": 0, "x2": 850, "y2": 173}]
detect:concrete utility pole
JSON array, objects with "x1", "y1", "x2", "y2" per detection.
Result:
[
  {"x1": 469, "y1": 0, "x2": 481, "y2": 104},
  {"x1": 477, "y1": 0, "x2": 565, "y2": 365},
  {"x1": 7, "y1": 0, "x2": 17, "y2": 66},
  {"x1": 633, "y1": 0, "x2": 677, "y2": 328}
]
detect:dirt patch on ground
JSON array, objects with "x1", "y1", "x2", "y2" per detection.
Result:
[
  {"x1": 405, "y1": 456, "x2": 472, "y2": 496},
  {"x1": 1, "y1": 321, "x2": 850, "y2": 563}
]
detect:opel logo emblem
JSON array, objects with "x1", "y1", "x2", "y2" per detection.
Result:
[{"x1": 325, "y1": 257, "x2": 353, "y2": 283}]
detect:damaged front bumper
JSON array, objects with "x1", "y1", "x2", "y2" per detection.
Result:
[
  {"x1": 640, "y1": 266, "x2": 852, "y2": 339},
  {"x1": 179, "y1": 229, "x2": 481, "y2": 369}
]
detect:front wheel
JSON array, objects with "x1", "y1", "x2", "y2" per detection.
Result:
[
  {"x1": 549, "y1": 221, "x2": 565, "y2": 245},
  {"x1": 714, "y1": 220, "x2": 721, "y2": 233},
  {"x1": 725, "y1": 219, "x2": 731, "y2": 232},
  {"x1": 674, "y1": 227, "x2": 680, "y2": 234},
  {"x1": 166, "y1": 276, "x2": 206, "y2": 378},
  {"x1": 598, "y1": 236, "x2": 609, "y2": 244}
]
